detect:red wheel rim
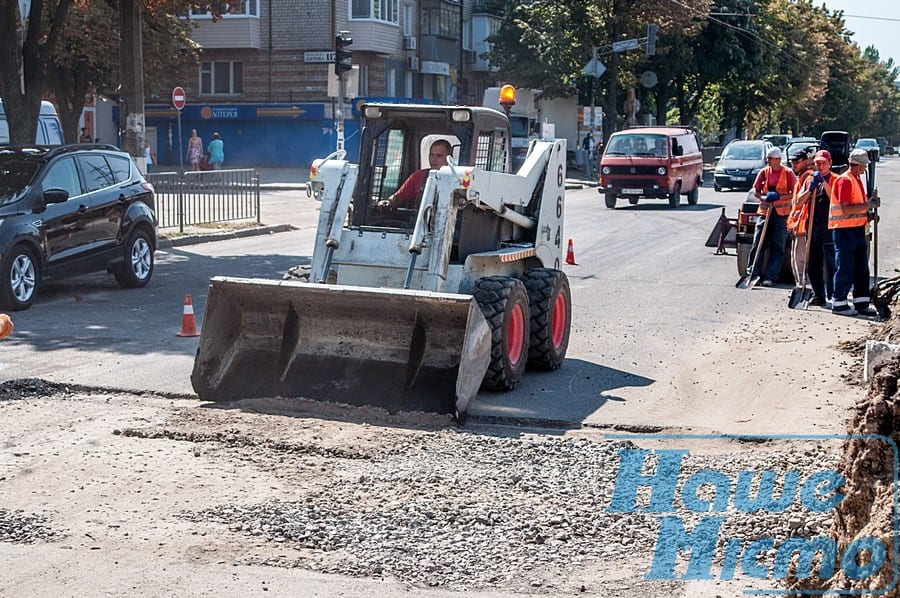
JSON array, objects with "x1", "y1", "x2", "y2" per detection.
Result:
[
  {"x1": 551, "y1": 292, "x2": 567, "y2": 349},
  {"x1": 507, "y1": 303, "x2": 526, "y2": 365}
]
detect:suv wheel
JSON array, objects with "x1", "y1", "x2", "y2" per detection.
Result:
[
  {"x1": 114, "y1": 229, "x2": 154, "y2": 288},
  {"x1": 1, "y1": 245, "x2": 40, "y2": 311}
]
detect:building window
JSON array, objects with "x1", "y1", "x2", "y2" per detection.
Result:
[
  {"x1": 351, "y1": 0, "x2": 399, "y2": 23},
  {"x1": 423, "y1": 1, "x2": 460, "y2": 38},
  {"x1": 200, "y1": 61, "x2": 243, "y2": 95},
  {"x1": 402, "y1": 2, "x2": 414, "y2": 36}
]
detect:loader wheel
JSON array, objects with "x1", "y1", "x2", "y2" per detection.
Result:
[
  {"x1": 473, "y1": 276, "x2": 530, "y2": 391},
  {"x1": 522, "y1": 268, "x2": 571, "y2": 370}
]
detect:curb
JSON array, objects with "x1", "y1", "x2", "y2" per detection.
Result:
[{"x1": 159, "y1": 224, "x2": 296, "y2": 249}]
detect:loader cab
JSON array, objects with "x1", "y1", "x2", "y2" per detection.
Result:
[{"x1": 351, "y1": 103, "x2": 512, "y2": 231}]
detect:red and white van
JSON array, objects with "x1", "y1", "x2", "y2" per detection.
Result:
[{"x1": 598, "y1": 127, "x2": 704, "y2": 208}]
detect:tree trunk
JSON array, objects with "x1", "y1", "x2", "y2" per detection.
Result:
[
  {"x1": 49, "y1": 62, "x2": 89, "y2": 144},
  {"x1": 119, "y1": 0, "x2": 145, "y2": 167}
]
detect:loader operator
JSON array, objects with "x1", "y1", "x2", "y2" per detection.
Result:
[{"x1": 378, "y1": 139, "x2": 452, "y2": 210}]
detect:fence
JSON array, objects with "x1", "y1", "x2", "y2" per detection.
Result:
[{"x1": 147, "y1": 169, "x2": 260, "y2": 232}]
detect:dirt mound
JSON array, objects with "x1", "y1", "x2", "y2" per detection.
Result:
[{"x1": 792, "y1": 317, "x2": 900, "y2": 594}]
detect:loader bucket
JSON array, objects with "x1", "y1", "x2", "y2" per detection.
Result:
[{"x1": 190, "y1": 277, "x2": 492, "y2": 415}]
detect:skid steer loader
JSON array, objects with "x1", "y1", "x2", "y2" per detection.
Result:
[{"x1": 191, "y1": 100, "x2": 571, "y2": 417}]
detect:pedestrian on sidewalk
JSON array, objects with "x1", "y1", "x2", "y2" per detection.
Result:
[
  {"x1": 144, "y1": 140, "x2": 157, "y2": 172},
  {"x1": 749, "y1": 147, "x2": 796, "y2": 286},
  {"x1": 207, "y1": 132, "x2": 224, "y2": 170},
  {"x1": 187, "y1": 129, "x2": 203, "y2": 171},
  {"x1": 829, "y1": 148, "x2": 874, "y2": 316}
]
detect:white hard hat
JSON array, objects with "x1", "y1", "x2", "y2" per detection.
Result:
[{"x1": 766, "y1": 147, "x2": 783, "y2": 160}]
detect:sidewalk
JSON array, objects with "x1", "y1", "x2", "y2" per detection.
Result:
[{"x1": 155, "y1": 165, "x2": 598, "y2": 249}]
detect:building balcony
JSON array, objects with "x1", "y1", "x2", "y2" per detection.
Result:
[{"x1": 189, "y1": 16, "x2": 260, "y2": 49}]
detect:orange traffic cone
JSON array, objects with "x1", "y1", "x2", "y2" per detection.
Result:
[
  {"x1": 565, "y1": 239, "x2": 576, "y2": 265},
  {"x1": 176, "y1": 294, "x2": 200, "y2": 337},
  {"x1": 0, "y1": 314, "x2": 12, "y2": 339}
]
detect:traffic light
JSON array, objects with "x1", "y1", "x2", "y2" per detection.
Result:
[
  {"x1": 335, "y1": 31, "x2": 352, "y2": 76},
  {"x1": 577, "y1": 76, "x2": 601, "y2": 106},
  {"x1": 645, "y1": 24, "x2": 659, "y2": 56}
]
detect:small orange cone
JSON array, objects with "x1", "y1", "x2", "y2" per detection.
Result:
[
  {"x1": 176, "y1": 294, "x2": 200, "y2": 337},
  {"x1": 565, "y1": 239, "x2": 576, "y2": 265},
  {"x1": 0, "y1": 314, "x2": 13, "y2": 339}
]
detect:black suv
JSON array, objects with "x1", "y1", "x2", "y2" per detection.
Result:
[{"x1": 0, "y1": 145, "x2": 157, "y2": 310}]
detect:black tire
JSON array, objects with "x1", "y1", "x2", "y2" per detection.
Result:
[
  {"x1": 687, "y1": 182, "x2": 699, "y2": 205},
  {"x1": 522, "y1": 268, "x2": 571, "y2": 370},
  {"x1": 0, "y1": 245, "x2": 40, "y2": 311},
  {"x1": 714, "y1": 182, "x2": 722, "y2": 192},
  {"x1": 473, "y1": 276, "x2": 530, "y2": 390},
  {"x1": 668, "y1": 182, "x2": 681, "y2": 208},
  {"x1": 114, "y1": 228, "x2": 154, "y2": 288},
  {"x1": 604, "y1": 192, "x2": 617, "y2": 209}
]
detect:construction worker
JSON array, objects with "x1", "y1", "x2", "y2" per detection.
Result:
[
  {"x1": 786, "y1": 147, "x2": 814, "y2": 285},
  {"x1": 829, "y1": 148, "x2": 873, "y2": 316},
  {"x1": 804, "y1": 150, "x2": 837, "y2": 307},
  {"x1": 749, "y1": 147, "x2": 797, "y2": 286},
  {"x1": 378, "y1": 139, "x2": 452, "y2": 210}
]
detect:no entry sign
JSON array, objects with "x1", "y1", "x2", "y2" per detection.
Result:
[{"x1": 172, "y1": 87, "x2": 186, "y2": 110}]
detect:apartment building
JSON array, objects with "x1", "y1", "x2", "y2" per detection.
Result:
[{"x1": 145, "y1": 0, "x2": 503, "y2": 168}]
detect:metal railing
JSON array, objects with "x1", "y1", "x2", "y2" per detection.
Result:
[{"x1": 147, "y1": 168, "x2": 260, "y2": 232}]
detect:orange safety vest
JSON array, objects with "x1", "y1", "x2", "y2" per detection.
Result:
[
  {"x1": 786, "y1": 169, "x2": 813, "y2": 235},
  {"x1": 756, "y1": 166, "x2": 792, "y2": 216},
  {"x1": 828, "y1": 171, "x2": 868, "y2": 229}
]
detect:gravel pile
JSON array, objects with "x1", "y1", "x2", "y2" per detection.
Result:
[
  {"x1": 0, "y1": 509, "x2": 58, "y2": 544},
  {"x1": 180, "y1": 431, "x2": 842, "y2": 592},
  {"x1": 0, "y1": 378, "x2": 70, "y2": 401}
]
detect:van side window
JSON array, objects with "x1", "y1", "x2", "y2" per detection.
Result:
[
  {"x1": 41, "y1": 117, "x2": 63, "y2": 145},
  {"x1": 41, "y1": 157, "x2": 82, "y2": 198},
  {"x1": 79, "y1": 154, "x2": 116, "y2": 191}
]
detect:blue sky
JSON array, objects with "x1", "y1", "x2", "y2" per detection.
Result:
[{"x1": 822, "y1": 0, "x2": 900, "y2": 67}]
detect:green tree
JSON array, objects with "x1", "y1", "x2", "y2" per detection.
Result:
[
  {"x1": 0, "y1": 0, "x2": 73, "y2": 144},
  {"x1": 48, "y1": 0, "x2": 198, "y2": 143}
]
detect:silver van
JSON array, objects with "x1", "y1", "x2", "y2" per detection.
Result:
[{"x1": 0, "y1": 100, "x2": 64, "y2": 145}]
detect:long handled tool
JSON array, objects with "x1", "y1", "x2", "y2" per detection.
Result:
[
  {"x1": 736, "y1": 208, "x2": 772, "y2": 289},
  {"x1": 788, "y1": 183, "x2": 817, "y2": 309},
  {"x1": 866, "y1": 154, "x2": 879, "y2": 300}
]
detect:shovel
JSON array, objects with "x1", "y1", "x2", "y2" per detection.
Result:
[
  {"x1": 788, "y1": 182, "x2": 818, "y2": 309},
  {"x1": 736, "y1": 207, "x2": 771, "y2": 289}
]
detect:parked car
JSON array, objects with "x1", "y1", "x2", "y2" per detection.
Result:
[
  {"x1": 783, "y1": 140, "x2": 819, "y2": 163},
  {"x1": 713, "y1": 140, "x2": 772, "y2": 192},
  {"x1": 598, "y1": 127, "x2": 704, "y2": 208},
  {"x1": 855, "y1": 137, "x2": 880, "y2": 161},
  {"x1": 0, "y1": 144, "x2": 157, "y2": 310},
  {"x1": 0, "y1": 100, "x2": 63, "y2": 145},
  {"x1": 819, "y1": 131, "x2": 851, "y2": 173},
  {"x1": 760, "y1": 134, "x2": 791, "y2": 148}
]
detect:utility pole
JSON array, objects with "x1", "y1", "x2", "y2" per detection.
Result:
[{"x1": 119, "y1": 0, "x2": 145, "y2": 167}]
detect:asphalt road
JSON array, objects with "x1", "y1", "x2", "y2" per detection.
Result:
[{"x1": 3, "y1": 159, "x2": 898, "y2": 431}]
